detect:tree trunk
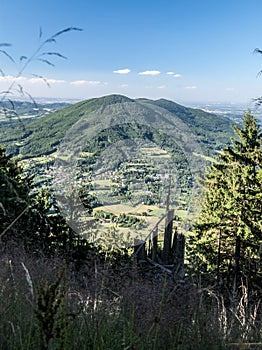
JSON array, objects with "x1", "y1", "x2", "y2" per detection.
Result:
[
  {"x1": 233, "y1": 235, "x2": 241, "y2": 288},
  {"x1": 216, "y1": 227, "x2": 222, "y2": 284}
]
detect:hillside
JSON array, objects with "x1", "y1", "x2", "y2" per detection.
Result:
[
  {"x1": 139, "y1": 98, "x2": 233, "y2": 152},
  {"x1": 0, "y1": 94, "x2": 237, "y2": 251},
  {"x1": 1, "y1": 95, "x2": 134, "y2": 156},
  {"x1": 1, "y1": 94, "x2": 234, "y2": 158}
]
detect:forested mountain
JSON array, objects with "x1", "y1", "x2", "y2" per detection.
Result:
[{"x1": 1, "y1": 94, "x2": 234, "y2": 158}]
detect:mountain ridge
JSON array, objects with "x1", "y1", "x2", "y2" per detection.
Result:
[{"x1": 0, "y1": 94, "x2": 234, "y2": 158}]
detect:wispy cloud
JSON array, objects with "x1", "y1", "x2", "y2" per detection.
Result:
[
  {"x1": 138, "y1": 70, "x2": 161, "y2": 76},
  {"x1": 185, "y1": 85, "x2": 197, "y2": 89},
  {"x1": 225, "y1": 87, "x2": 235, "y2": 91},
  {"x1": 120, "y1": 83, "x2": 128, "y2": 87},
  {"x1": 0, "y1": 75, "x2": 108, "y2": 89},
  {"x1": 70, "y1": 80, "x2": 88, "y2": 86},
  {"x1": 158, "y1": 85, "x2": 166, "y2": 89},
  {"x1": 113, "y1": 68, "x2": 131, "y2": 74},
  {"x1": 0, "y1": 75, "x2": 65, "y2": 84},
  {"x1": 29, "y1": 78, "x2": 65, "y2": 84},
  {"x1": 166, "y1": 72, "x2": 182, "y2": 78},
  {"x1": 0, "y1": 75, "x2": 24, "y2": 83},
  {"x1": 70, "y1": 80, "x2": 107, "y2": 86}
]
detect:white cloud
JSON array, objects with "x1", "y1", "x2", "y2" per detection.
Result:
[
  {"x1": 70, "y1": 80, "x2": 88, "y2": 86},
  {"x1": 29, "y1": 78, "x2": 65, "y2": 84},
  {"x1": 158, "y1": 85, "x2": 166, "y2": 89},
  {"x1": 0, "y1": 75, "x2": 65, "y2": 85},
  {"x1": 185, "y1": 86, "x2": 197, "y2": 89},
  {"x1": 166, "y1": 72, "x2": 182, "y2": 78},
  {"x1": 113, "y1": 68, "x2": 131, "y2": 74},
  {"x1": 120, "y1": 84, "x2": 128, "y2": 87},
  {"x1": 70, "y1": 80, "x2": 107, "y2": 86},
  {"x1": 225, "y1": 87, "x2": 235, "y2": 91},
  {"x1": 138, "y1": 70, "x2": 161, "y2": 76},
  {"x1": 0, "y1": 75, "x2": 26, "y2": 83}
]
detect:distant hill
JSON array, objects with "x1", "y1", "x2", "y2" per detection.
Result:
[
  {"x1": 0, "y1": 94, "x2": 234, "y2": 158},
  {"x1": 0, "y1": 94, "x2": 237, "y2": 229},
  {"x1": 0, "y1": 100, "x2": 71, "y2": 121}
]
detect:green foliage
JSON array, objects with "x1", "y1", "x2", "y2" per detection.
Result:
[
  {"x1": 191, "y1": 112, "x2": 262, "y2": 293},
  {"x1": 0, "y1": 144, "x2": 33, "y2": 243},
  {"x1": 35, "y1": 269, "x2": 67, "y2": 350},
  {"x1": 110, "y1": 160, "x2": 162, "y2": 205},
  {"x1": 94, "y1": 210, "x2": 146, "y2": 229},
  {"x1": 0, "y1": 144, "x2": 98, "y2": 267}
]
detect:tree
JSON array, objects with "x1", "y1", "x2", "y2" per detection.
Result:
[
  {"x1": 192, "y1": 112, "x2": 262, "y2": 293},
  {"x1": 0, "y1": 144, "x2": 31, "y2": 240},
  {"x1": 0, "y1": 144, "x2": 57, "y2": 251}
]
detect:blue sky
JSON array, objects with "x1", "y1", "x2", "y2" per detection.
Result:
[{"x1": 1, "y1": 0, "x2": 262, "y2": 105}]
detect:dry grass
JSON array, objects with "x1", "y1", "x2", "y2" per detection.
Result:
[{"x1": 0, "y1": 248, "x2": 261, "y2": 349}]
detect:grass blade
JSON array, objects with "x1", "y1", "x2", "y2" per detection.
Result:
[
  {"x1": 41, "y1": 52, "x2": 67, "y2": 59},
  {"x1": 50, "y1": 27, "x2": 83, "y2": 39},
  {"x1": 37, "y1": 58, "x2": 55, "y2": 67},
  {"x1": 0, "y1": 50, "x2": 15, "y2": 63},
  {"x1": 0, "y1": 43, "x2": 11, "y2": 47}
]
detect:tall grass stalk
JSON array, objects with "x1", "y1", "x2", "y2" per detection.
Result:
[{"x1": 0, "y1": 254, "x2": 261, "y2": 349}]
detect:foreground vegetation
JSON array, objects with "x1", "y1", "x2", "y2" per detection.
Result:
[{"x1": 0, "y1": 252, "x2": 261, "y2": 350}]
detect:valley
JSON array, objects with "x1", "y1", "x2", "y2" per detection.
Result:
[{"x1": 0, "y1": 94, "x2": 236, "y2": 246}]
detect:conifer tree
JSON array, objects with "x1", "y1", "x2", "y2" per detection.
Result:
[
  {"x1": 0, "y1": 145, "x2": 31, "y2": 236},
  {"x1": 0, "y1": 145, "x2": 95, "y2": 263},
  {"x1": 193, "y1": 112, "x2": 261, "y2": 292}
]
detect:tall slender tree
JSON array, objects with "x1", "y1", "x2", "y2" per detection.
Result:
[{"x1": 193, "y1": 112, "x2": 262, "y2": 292}]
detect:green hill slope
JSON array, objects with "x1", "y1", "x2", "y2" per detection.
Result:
[
  {"x1": 1, "y1": 95, "x2": 134, "y2": 157},
  {"x1": 1, "y1": 94, "x2": 234, "y2": 159},
  {"x1": 140, "y1": 98, "x2": 233, "y2": 154}
]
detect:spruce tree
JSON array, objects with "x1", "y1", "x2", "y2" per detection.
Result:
[
  {"x1": 193, "y1": 112, "x2": 261, "y2": 292},
  {"x1": 0, "y1": 145, "x2": 53, "y2": 250}
]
